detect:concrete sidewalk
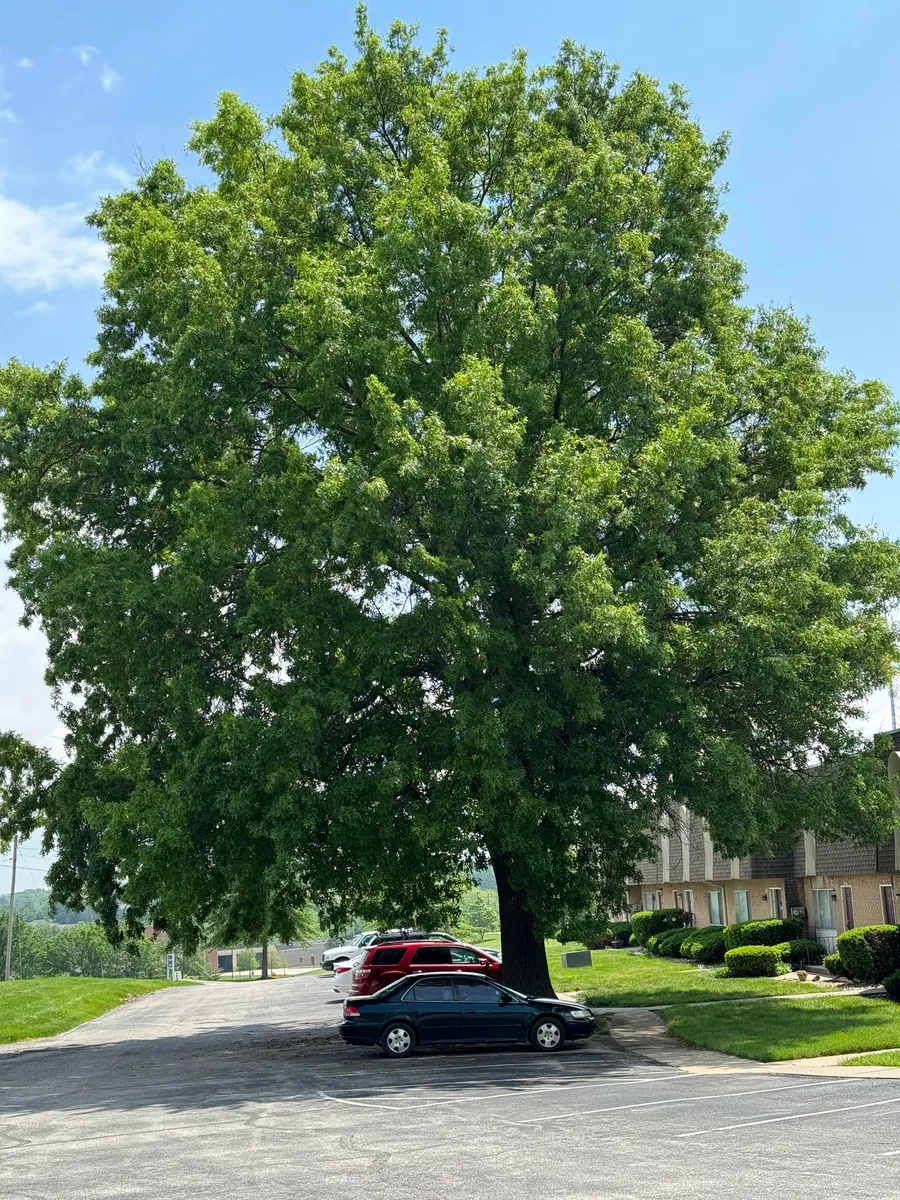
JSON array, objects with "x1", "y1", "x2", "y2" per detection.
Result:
[{"x1": 601, "y1": 1003, "x2": 900, "y2": 1079}]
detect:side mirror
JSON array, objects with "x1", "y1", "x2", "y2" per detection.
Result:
[{"x1": 499, "y1": 993, "x2": 513, "y2": 1006}]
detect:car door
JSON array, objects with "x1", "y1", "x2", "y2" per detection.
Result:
[
  {"x1": 454, "y1": 979, "x2": 527, "y2": 1042},
  {"x1": 400, "y1": 978, "x2": 465, "y2": 1043}
]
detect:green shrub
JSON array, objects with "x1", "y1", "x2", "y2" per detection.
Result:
[
  {"x1": 724, "y1": 918, "x2": 804, "y2": 950},
  {"x1": 823, "y1": 953, "x2": 844, "y2": 977},
  {"x1": 782, "y1": 938, "x2": 825, "y2": 967},
  {"x1": 646, "y1": 934, "x2": 661, "y2": 954},
  {"x1": 608, "y1": 921, "x2": 632, "y2": 943},
  {"x1": 630, "y1": 909, "x2": 689, "y2": 947},
  {"x1": 884, "y1": 970, "x2": 900, "y2": 1002},
  {"x1": 656, "y1": 927, "x2": 692, "y2": 957},
  {"x1": 724, "y1": 945, "x2": 780, "y2": 977},
  {"x1": 681, "y1": 925, "x2": 726, "y2": 963},
  {"x1": 836, "y1": 925, "x2": 900, "y2": 985}
]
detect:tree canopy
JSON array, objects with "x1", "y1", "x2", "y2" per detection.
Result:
[{"x1": 1, "y1": 11, "x2": 899, "y2": 991}]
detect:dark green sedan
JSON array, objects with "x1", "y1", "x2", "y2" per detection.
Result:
[{"x1": 338, "y1": 972, "x2": 597, "y2": 1057}]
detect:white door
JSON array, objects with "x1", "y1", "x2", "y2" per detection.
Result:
[{"x1": 812, "y1": 888, "x2": 837, "y2": 947}]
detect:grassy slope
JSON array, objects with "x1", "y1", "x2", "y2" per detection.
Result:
[
  {"x1": 546, "y1": 945, "x2": 820, "y2": 1007},
  {"x1": 0, "y1": 977, "x2": 183, "y2": 1044},
  {"x1": 664, "y1": 995, "x2": 900, "y2": 1061},
  {"x1": 840, "y1": 1049, "x2": 900, "y2": 1067}
]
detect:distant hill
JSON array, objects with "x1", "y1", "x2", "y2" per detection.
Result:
[{"x1": 0, "y1": 888, "x2": 97, "y2": 925}]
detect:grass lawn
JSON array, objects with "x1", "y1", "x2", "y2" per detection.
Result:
[
  {"x1": 0, "y1": 977, "x2": 185, "y2": 1044},
  {"x1": 546, "y1": 945, "x2": 821, "y2": 1007},
  {"x1": 839, "y1": 1049, "x2": 900, "y2": 1067},
  {"x1": 664, "y1": 995, "x2": 900, "y2": 1061}
]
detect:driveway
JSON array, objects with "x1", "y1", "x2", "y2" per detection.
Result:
[{"x1": 2, "y1": 975, "x2": 900, "y2": 1198}]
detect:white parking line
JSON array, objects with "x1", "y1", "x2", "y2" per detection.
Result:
[
  {"x1": 680, "y1": 1094, "x2": 900, "y2": 1137},
  {"x1": 519, "y1": 1079, "x2": 846, "y2": 1124},
  {"x1": 317, "y1": 1073, "x2": 686, "y2": 1112}
]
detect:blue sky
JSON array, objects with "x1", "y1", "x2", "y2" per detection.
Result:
[{"x1": 1, "y1": 0, "x2": 899, "y2": 889}]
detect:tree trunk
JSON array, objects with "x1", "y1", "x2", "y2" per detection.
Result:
[
  {"x1": 491, "y1": 851, "x2": 556, "y2": 997},
  {"x1": 260, "y1": 938, "x2": 269, "y2": 981}
]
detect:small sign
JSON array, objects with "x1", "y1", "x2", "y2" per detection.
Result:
[
  {"x1": 166, "y1": 952, "x2": 176, "y2": 981},
  {"x1": 561, "y1": 950, "x2": 593, "y2": 969}
]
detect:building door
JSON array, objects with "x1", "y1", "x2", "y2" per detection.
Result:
[
  {"x1": 812, "y1": 889, "x2": 838, "y2": 951},
  {"x1": 881, "y1": 885, "x2": 896, "y2": 924},
  {"x1": 767, "y1": 888, "x2": 785, "y2": 919},
  {"x1": 841, "y1": 886, "x2": 855, "y2": 931}
]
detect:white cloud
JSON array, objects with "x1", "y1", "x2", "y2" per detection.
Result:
[
  {"x1": 73, "y1": 45, "x2": 98, "y2": 66},
  {"x1": 0, "y1": 108, "x2": 17, "y2": 124},
  {"x1": 66, "y1": 150, "x2": 132, "y2": 189},
  {"x1": 0, "y1": 194, "x2": 106, "y2": 291},
  {"x1": 100, "y1": 63, "x2": 122, "y2": 92},
  {"x1": 15, "y1": 300, "x2": 51, "y2": 317},
  {"x1": 15, "y1": 57, "x2": 35, "y2": 70}
]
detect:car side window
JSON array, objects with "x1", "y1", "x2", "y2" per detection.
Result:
[
  {"x1": 448, "y1": 947, "x2": 482, "y2": 964},
  {"x1": 456, "y1": 980, "x2": 504, "y2": 1004},
  {"x1": 404, "y1": 981, "x2": 456, "y2": 1003},
  {"x1": 411, "y1": 946, "x2": 453, "y2": 964},
  {"x1": 370, "y1": 948, "x2": 405, "y2": 965}
]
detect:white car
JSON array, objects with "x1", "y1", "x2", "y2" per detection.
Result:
[
  {"x1": 322, "y1": 932, "x2": 379, "y2": 971},
  {"x1": 332, "y1": 955, "x2": 362, "y2": 995}
]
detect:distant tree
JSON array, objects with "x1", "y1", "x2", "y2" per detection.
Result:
[{"x1": 236, "y1": 948, "x2": 259, "y2": 972}]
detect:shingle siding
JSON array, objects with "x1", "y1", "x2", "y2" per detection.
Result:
[{"x1": 815, "y1": 840, "x2": 877, "y2": 876}]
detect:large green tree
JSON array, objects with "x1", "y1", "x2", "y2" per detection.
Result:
[{"x1": 1, "y1": 13, "x2": 899, "y2": 994}]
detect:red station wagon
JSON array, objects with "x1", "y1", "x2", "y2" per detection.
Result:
[{"x1": 350, "y1": 941, "x2": 502, "y2": 996}]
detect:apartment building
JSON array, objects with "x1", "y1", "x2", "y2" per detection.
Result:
[{"x1": 625, "y1": 731, "x2": 900, "y2": 954}]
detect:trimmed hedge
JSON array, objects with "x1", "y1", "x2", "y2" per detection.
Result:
[
  {"x1": 630, "y1": 909, "x2": 689, "y2": 947},
  {"x1": 823, "y1": 952, "x2": 844, "y2": 977},
  {"x1": 836, "y1": 925, "x2": 900, "y2": 985},
  {"x1": 774, "y1": 938, "x2": 826, "y2": 967},
  {"x1": 724, "y1": 945, "x2": 781, "y2": 977},
  {"x1": 884, "y1": 970, "x2": 900, "y2": 1002},
  {"x1": 681, "y1": 925, "x2": 726, "y2": 963},
  {"x1": 608, "y1": 921, "x2": 632, "y2": 942},
  {"x1": 657, "y1": 927, "x2": 692, "y2": 957},
  {"x1": 724, "y1": 918, "x2": 804, "y2": 950}
]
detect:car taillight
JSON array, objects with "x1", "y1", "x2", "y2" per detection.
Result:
[
  {"x1": 352, "y1": 968, "x2": 370, "y2": 981},
  {"x1": 343, "y1": 1003, "x2": 361, "y2": 1018}
]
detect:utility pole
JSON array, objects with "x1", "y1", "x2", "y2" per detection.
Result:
[
  {"x1": 890, "y1": 678, "x2": 897, "y2": 732},
  {"x1": 4, "y1": 836, "x2": 17, "y2": 982}
]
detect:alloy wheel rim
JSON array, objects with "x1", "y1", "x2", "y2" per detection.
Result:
[
  {"x1": 536, "y1": 1022, "x2": 561, "y2": 1048},
  {"x1": 387, "y1": 1027, "x2": 411, "y2": 1054}
]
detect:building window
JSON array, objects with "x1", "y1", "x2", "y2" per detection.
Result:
[
  {"x1": 733, "y1": 890, "x2": 751, "y2": 923},
  {"x1": 767, "y1": 887, "x2": 785, "y2": 919},
  {"x1": 881, "y1": 885, "x2": 896, "y2": 925},
  {"x1": 708, "y1": 890, "x2": 725, "y2": 925},
  {"x1": 841, "y1": 886, "x2": 855, "y2": 931},
  {"x1": 682, "y1": 890, "x2": 695, "y2": 917},
  {"x1": 645, "y1": 891, "x2": 661, "y2": 911}
]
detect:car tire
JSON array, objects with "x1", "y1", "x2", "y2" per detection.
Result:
[
  {"x1": 380, "y1": 1022, "x2": 416, "y2": 1059},
  {"x1": 530, "y1": 1016, "x2": 566, "y2": 1052}
]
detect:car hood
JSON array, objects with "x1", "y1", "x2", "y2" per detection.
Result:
[
  {"x1": 530, "y1": 996, "x2": 592, "y2": 1012},
  {"x1": 323, "y1": 944, "x2": 357, "y2": 959}
]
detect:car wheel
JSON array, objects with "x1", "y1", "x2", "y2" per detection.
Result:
[
  {"x1": 530, "y1": 1016, "x2": 565, "y2": 1052},
  {"x1": 381, "y1": 1022, "x2": 415, "y2": 1058}
]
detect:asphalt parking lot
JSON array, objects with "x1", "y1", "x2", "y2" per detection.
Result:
[{"x1": 2, "y1": 975, "x2": 900, "y2": 1198}]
